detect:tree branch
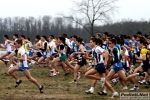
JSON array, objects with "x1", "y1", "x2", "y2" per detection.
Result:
[{"x1": 65, "y1": 16, "x2": 91, "y2": 34}]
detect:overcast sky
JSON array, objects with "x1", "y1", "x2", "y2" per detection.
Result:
[{"x1": 0, "y1": 0, "x2": 150, "y2": 22}]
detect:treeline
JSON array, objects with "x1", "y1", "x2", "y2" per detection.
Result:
[
  {"x1": 96, "y1": 20, "x2": 150, "y2": 36},
  {"x1": 0, "y1": 16, "x2": 84, "y2": 42},
  {"x1": 0, "y1": 16, "x2": 150, "y2": 43}
]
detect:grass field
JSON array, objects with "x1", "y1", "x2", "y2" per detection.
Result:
[{"x1": 0, "y1": 64, "x2": 149, "y2": 100}]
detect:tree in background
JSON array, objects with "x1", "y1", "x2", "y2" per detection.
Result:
[{"x1": 65, "y1": 0, "x2": 118, "y2": 36}]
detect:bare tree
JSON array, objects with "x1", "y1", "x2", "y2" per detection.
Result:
[
  {"x1": 42, "y1": 16, "x2": 51, "y2": 35},
  {"x1": 65, "y1": 0, "x2": 118, "y2": 36}
]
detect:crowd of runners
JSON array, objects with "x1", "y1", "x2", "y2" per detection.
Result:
[{"x1": 0, "y1": 31, "x2": 150, "y2": 98}]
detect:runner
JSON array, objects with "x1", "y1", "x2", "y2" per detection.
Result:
[
  {"x1": 8, "y1": 39, "x2": 43, "y2": 93},
  {"x1": 84, "y1": 38, "x2": 109, "y2": 93},
  {"x1": 51, "y1": 37, "x2": 74, "y2": 76},
  {"x1": 69, "y1": 37, "x2": 87, "y2": 83},
  {"x1": 0, "y1": 35, "x2": 13, "y2": 65},
  {"x1": 130, "y1": 39, "x2": 150, "y2": 91}
]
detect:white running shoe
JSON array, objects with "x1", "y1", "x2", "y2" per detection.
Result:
[
  {"x1": 121, "y1": 86, "x2": 128, "y2": 90},
  {"x1": 130, "y1": 86, "x2": 139, "y2": 91},
  {"x1": 85, "y1": 89, "x2": 93, "y2": 94},
  {"x1": 50, "y1": 70, "x2": 54, "y2": 77},
  {"x1": 140, "y1": 80, "x2": 148, "y2": 84},
  {"x1": 55, "y1": 70, "x2": 59, "y2": 74},
  {"x1": 53, "y1": 73, "x2": 57, "y2": 76},
  {"x1": 111, "y1": 92, "x2": 118, "y2": 98}
]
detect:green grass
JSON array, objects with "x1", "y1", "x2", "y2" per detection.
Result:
[{"x1": 0, "y1": 65, "x2": 149, "y2": 100}]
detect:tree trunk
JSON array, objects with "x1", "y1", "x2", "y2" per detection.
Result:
[{"x1": 90, "y1": 22, "x2": 94, "y2": 36}]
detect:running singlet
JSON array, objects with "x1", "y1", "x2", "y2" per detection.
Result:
[
  {"x1": 140, "y1": 47, "x2": 149, "y2": 64},
  {"x1": 110, "y1": 47, "x2": 121, "y2": 65},
  {"x1": 76, "y1": 45, "x2": 87, "y2": 66},
  {"x1": 24, "y1": 43, "x2": 30, "y2": 53},
  {"x1": 92, "y1": 46, "x2": 105, "y2": 64},
  {"x1": 58, "y1": 43, "x2": 66, "y2": 57},
  {"x1": 140, "y1": 47, "x2": 150, "y2": 71},
  {"x1": 47, "y1": 41, "x2": 57, "y2": 57},
  {"x1": 17, "y1": 46, "x2": 28, "y2": 67},
  {"x1": 40, "y1": 41, "x2": 48, "y2": 55},
  {"x1": 5, "y1": 40, "x2": 12, "y2": 52}
]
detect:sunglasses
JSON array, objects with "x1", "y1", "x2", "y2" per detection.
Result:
[{"x1": 108, "y1": 43, "x2": 112, "y2": 44}]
